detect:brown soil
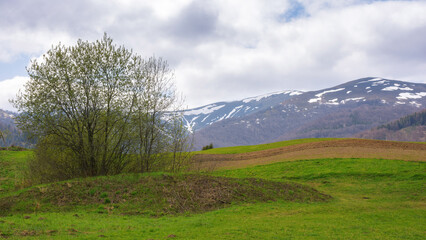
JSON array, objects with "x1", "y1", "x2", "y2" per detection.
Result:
[{"x1": 192, "y1": 139, "x2": 426, "y2": 170}]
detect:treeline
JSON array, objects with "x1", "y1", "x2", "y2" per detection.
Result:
[
  {"x1": 378, "y1": 109, "x2": 426, "y2": 131},
  {"x1": 12, "y1": 35, "x2": 193, "y2": 184},
  {"x1": 202, "y1": 143, "x2": 214, "y2": 150}
]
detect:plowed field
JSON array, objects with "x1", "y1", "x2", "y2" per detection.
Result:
[{"x1": 192, "y1": 139, "x2": 426, "y2": 170}]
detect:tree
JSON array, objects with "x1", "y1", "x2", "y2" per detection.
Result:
[
  {"x1": 131, "y1": 57, "x2": 180, "y2": 172},
  {"x1": 201, "y1": 143, "x2": 213, "y2": 151},
  {"x1": 0, "y1": 130, "x2": 5, "y2": 147},
  {"x1": 12, "y1": 34, "x2": 189, "y2": 181},
  {"x1": 167, "y1": 114, "x2": 194, "y2": 172}
]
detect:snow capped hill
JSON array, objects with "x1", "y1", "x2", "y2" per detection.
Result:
[
  {"x1": 303, "y1": 77, "x2": 425, "y2": 108},
  {"x1": 193, "y1": 77, "x2": 426, "y2": 149},
  {"x1": 182, "y1": 90, "x2": 303, "y2": 131}
]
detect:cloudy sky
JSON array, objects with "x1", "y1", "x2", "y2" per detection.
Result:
[{"x1": 1, "y1": 0, "x2": 426, "y2": 111}]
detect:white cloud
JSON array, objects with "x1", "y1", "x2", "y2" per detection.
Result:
[
  {"x1": 0, "y1": 0, "x2": 426, "y2": 109},
  {"x1": 0, "y1": 76, "x2": 29, "y2": 111},
  {"x1": 0, "y1": 26, "x2": 75, "y2": 62},
  {"x1": 173, "y1": 1, "x2": 426, "y2": 106}
]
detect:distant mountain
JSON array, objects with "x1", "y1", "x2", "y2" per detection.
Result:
[
  {"x1": 192, "y1": 77, "x2": 426, "y2": 149},
  {"x1": 182, "y1": 90, "x2": 303, "y2": 131},
  {"x1": 355, "y1": 109, "x2": 426, "y2": 142},
  {"x1": 0, "y1": 109, "x2": 32, "y2": 148},
  {"x1": 4, "y1": 77, "x2": 426, "y2": 149},
  {"x1": 0, "y1": 109, "x2": 18, "y2": 138}
]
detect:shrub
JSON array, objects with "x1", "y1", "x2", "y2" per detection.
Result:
[
  {"x1": 202, "y1": 143, "x2": 214, "y2": 151},
  {"x1": 25, "y1": 136, "x2": 82, "y2": 184}
]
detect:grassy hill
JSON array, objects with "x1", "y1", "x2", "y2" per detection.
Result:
[
  {"x1": 196, "y1": 138, "x2": 336, "y2": 154},
  {"x1": 0, "y1": 139, "x2": 425, "y2": 239},
  {"x1": 0, "y1": 150, "x2": 30, "y2": 195}
]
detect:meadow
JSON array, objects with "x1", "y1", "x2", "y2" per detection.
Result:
[
  {"x1": 0, "y1": 139, "x2": 425, "y2": 239},
  {"x1": 195, "y1": 138, "x2": 336, "y2": 154}
]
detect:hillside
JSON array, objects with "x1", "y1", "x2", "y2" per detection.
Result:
[
  {"x1": 193, "y1": 138, "x2": 426, "y2": 170},
  {"x1": 0, "y1": 139, "x2": 424, "y2": 239},
  {"x1": 355, "y1": 109, "x2": 426, "y2": 141},
  {"x1": 378, "y1": 109, "x2": 426, "y2": 130},
  {"x1": 193, "y1": 77, "x2": 426, "y2": 149},
  {"x1": 0, "y1": 173, "x2": 330, "y2": 216},
  {"x1": 182, "y1": 90, "x2": 303, "y2": 131}
]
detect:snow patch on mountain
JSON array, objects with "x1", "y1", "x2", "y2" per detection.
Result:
[
  {"x1": 340, "y1": 97, "x2": 365, "y2": 104},
  {"x1": 183, "y1": 117, "x2": 197, "y2": 132},
  {"x1": 317, "y1": 88, "x2": 345, "y2": 97},
  {"x1": 308, "y1": 98, "x2": 320, "y2": 103},
  {"x1": 368, "y1": 77, "x2": 383, "y2": 82},
  {"x1": 227, "y1": 105, "x2": 243, "y2": 118},
  {"x1": 242, "y1": 90, "x2": 302, "y2": 103},
  {"x1": 185, "y1": 104, "x2": 225, "y2": 115},
  {"x1": 182, "y1": 89, "x2": 303, "y2": 132},
  {"x1": 289, "y1": 91, "x2": 303, "y2": 96},
  {"x1": 382, "y1": 86, "x2": 414, "y2": 91},
  {"x1": 395, "y1": 101, "x2": 406, "y2": 105},
  {"x1": 308, "y1": 88, "x2": 345, "y2": 103},
  {"x1": 358, "y1": 77, "x2": 385, "y2": 84},
  {"x1": 409, "y1": 101, "x2": 422, "y2": 108},
  {"x1": 325, "y1": 98, "x2": 339, "y2": 105},
  {"x1": 371, "y1": 80, "x2": 388, "y2": 86},
  {"x1": 1, "y1": 112, "x2": 14, "y2": 119},
  {"x1": 358, "y1": 77, "x2": 392, "y2": 86},
  {"x1": 396, "y1": 92, "x2": 426, "y2": 100},
  {"x1": 201, "y1": 115, "x2": 209, "y2": 122}
]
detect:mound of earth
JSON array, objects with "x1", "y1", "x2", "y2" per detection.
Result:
[
  {"x1": 0, "y1": 174, "x2": 331, "y2": 216},
  {"x1": 192, "y1": 139, "x2": 426, "y2": 170}
]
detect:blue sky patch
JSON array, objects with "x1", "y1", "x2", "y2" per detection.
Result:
[
  {"x1": 0, "y1": 55, "x2": 29, "y2": 80},
  {"x1": 279, "y1": 0, "x2": 308, "y2": 22}
]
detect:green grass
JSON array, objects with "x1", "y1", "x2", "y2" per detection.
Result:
[
  {"x1": 195, "y1": 138, "x2": 337, "y2": 154},
  {"x1": 212, "y1": 158, "x2": 425, "y2": 200},
  {"x1": 0, "y1": 149, "x2": 425, "y2": 239},
  {"x1": 0, "y1": 173, "x2": 329, "y2": 217},
  {"x1": 0, "y1": 150, "x2": 32, "y2": 197}
]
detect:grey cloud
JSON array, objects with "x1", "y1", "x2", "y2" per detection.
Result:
[
  {"x1": 372, "y1": 25, "x2": 426, "y2": 62},
  {"x1": 164, "y1": 1, "x2": 219, "y2": 43},
  {"x1": 1, "y1": 0, "x2": 426, "y2": 111},
  {"x1": 0, "y1": 0, "x2": 110, "y2": 35}
]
